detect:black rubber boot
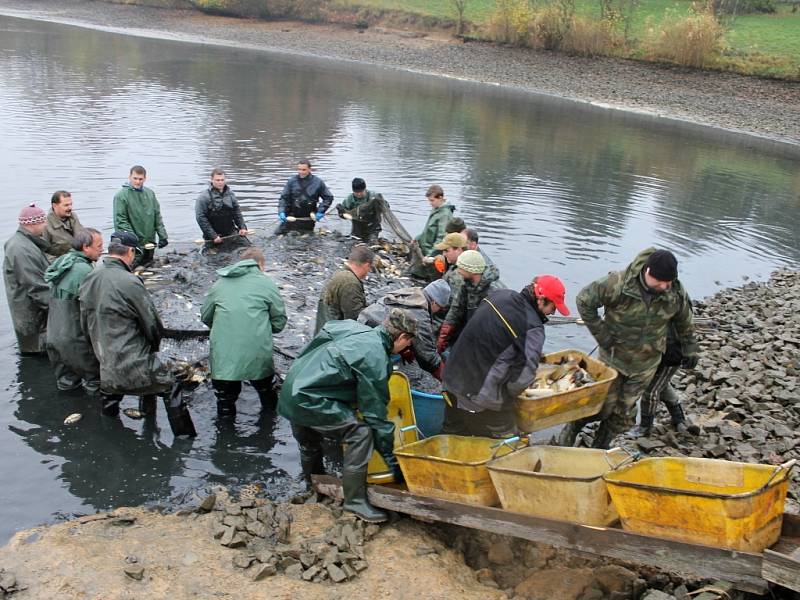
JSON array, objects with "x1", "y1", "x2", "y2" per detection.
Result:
[
  {"x1": 630, "y1": 414, "x2": 653, "y2": 438},
  {"x1": 342, "y1": 470, "x2": 387, "y2": 523},
  {"x1": 591, "y1": 422, "x2": 615, "y2": 449},
  {"x1": 299, "y1": 448, "x2": 326, "y2": 489},
  {"x1": 253, "y1": 380, "x2": 277, "y2": 411},
  {"x1": 139, "y1": 394, "x2": 157, "y2": 417},
  {"x1": 667, "y1": 402, "x2": 690, "y2": 434},
  {"x1": 101, "y1": 394, "x2": 122, "y2": 417},
  {"x1": 214, "y1": 388, "x2": 237, "y2": 417}
]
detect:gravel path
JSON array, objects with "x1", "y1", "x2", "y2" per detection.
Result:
[{"x1": 2, "y1": 0, "x2": 800, "y2": 151}]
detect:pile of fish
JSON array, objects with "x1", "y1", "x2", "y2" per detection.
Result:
[{"x1": 523, "y1": 355, "x2": 596, "y2": 399}]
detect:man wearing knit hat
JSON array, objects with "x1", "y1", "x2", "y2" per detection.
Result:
[
  {"x1": 359, "y1": 279, "x2": 452, "y2": 380},
  {"x1": 559, "y1": 247, "x2": 697, "y2": 449},
  {"x1": 437, "y1": 249, "x2": 500, "y2": 353},
  {"x1": 3, "y1": 204, "x2": 51, "y2": 354},
  {"x1": 442, "y1": 275, "x2": 570, "y2": 437}
]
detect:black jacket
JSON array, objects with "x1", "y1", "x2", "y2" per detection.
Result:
[
  {"x1": 278, "y1": 174, "x2": 333, "y2": 216},
  {"x1": 443, "y1": 287, "x2": 546, "y2": 412},
  {"x1": 195, "y1": 185, "x2": 246, "y2": 240}
]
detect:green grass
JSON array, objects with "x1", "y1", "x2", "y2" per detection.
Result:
[{"x1": 331, "y1": 0, "x2": 800, "y2": 78}]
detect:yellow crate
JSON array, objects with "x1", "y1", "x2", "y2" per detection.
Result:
[
  {"x1": 395, "y1": 435, "x2": 523, "y2": 506},
  {"x1": 604, "y1": 457, "x2": 796, "y2": 552},
  {"x1": 487, "y1": 446, "x2": 630, "y2": 526},
  {"x1": 367, "y1": 372, "x2": 419, "y2": 485},
  {"x1": 515, "y1": 349, "x2": 617, "y2": 433}
]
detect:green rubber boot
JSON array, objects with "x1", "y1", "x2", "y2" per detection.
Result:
[{"x1": 342, "y1": 471, "x2": 387, "y2": 524}]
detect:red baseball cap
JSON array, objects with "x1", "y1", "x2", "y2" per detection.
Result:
[{"x1": 533, "y1": 275, "x2": 570, "y2": 316}]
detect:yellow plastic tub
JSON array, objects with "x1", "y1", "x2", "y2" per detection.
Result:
[
  {"x1": 394, "y1": 435, "x2": 523, "y2": 506},
  {"x1": 367, "y1": 372, "x2": 419, "y2": 484},
  {"x1": 515, "y1": 349, "x2": 617, "y2": 433},
  {"x1": 487, "y1": 446, "x2": 630, "y2": 525},
  {"x1": 604, "y1": 457, "x2": 796, "y2": 552}
]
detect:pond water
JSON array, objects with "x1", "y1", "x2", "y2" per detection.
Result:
[{"x1": 0, "y1": 14, "x2": 798, "y2": 543}]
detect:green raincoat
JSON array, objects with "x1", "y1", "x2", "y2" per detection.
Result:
[
  {"x1": 415, "y1": 203, "x2": 455, "y2": 257},
  {"x1": 576, "y1": 247, "x2": 697, "y2": 378},
  {"x1": 3, "y1": 227, "x2": 50, "y2": 353},
  {"x1": 314, "y1": 265, "x2": 366, "y2": 334},
  {"x1": 113, "y1": 183, "x2": 168, "y2": 246},
  {"x1": 79, "y1": 256, "x2": 171, "y2": 394},
  {"x1": 43, "y1": 209, "x2": 86, "y2": 259},
  {"x1": 201, "y1": 259, "x2": 287, "y2": 381},
  {"x1": 277, "y1": 321, "x2": 395, "y2": 459},
  {"x1": 44, "y1": 250, "x2": 98, "y2": 376}
]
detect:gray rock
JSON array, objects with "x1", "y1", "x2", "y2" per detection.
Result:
[
  {"x1": 326, "y1": 563, "x2": 348, "y2": 583},
  {"x1": 198, "y1": 494, "x2": 217, "y2": 512},
  {"x1": 251, "y1": 564, "x2": 277, "y2": 581},
  {"x1": 123, "y1": 565, "x2": 144, "y2": 581}
]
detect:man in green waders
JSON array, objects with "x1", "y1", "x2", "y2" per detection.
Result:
[
  {"x1": 410, "y1": 184, "x2": 455, "y2": 280},
  {"x1": 201, "y1": 247, "x2": 287, "y2": 416},
  {"x1": 278, "y1": 309, "x2": 417, "y2": 523},
  {"x1": 113, "y1": 165, "x2": 168, "y2": 267}
]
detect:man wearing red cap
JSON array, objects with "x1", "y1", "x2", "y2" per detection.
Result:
[
  {"x1": 3, "y1": 204, "x2": 51, "y2": 354},
  {"x1": 441, "y1": 275, "x2": 569, "y2": 437}
]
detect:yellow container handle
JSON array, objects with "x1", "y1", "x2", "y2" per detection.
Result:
[
  {"x1": 399, "y1": 424, "x2": 418, "y2": 444},
  {"x1": 605, "y1": 446, "x2": 641, "y2": 471},
  {"x1": 490, "y1": 435, "x2": 525, "y2": 459},
  {"x1": 759, "y1": 458, "x2": 797, "y2": 492}
]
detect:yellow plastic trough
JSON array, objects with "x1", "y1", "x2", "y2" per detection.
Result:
[
  {"x1": 367, "y1": 372, "x2": 418, "y2": 485},
  {"x1": 603, "y1": 456, "x2": 796, "y2": 552},
  {"x1": 515, "y1": 349, "x2": 617, "y2": 433}
]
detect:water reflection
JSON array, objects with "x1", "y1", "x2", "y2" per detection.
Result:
[{"x1": 0, "y1": 13, "x2": 798, "y2": 541}]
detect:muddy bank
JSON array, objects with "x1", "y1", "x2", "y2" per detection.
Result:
[{"x1": 0, "y1": 0, "x2": 799, "y2": 150}]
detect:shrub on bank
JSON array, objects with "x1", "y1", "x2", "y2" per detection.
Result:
[
  {"x1": 561, "y1": 16, "x2": 624, "y2": 56},
  {"x1": 643, "y1": 9, "x2": 725, "y2": 68},
  {"x1": 189, "y1": 0, "x2": 327, "y2": 20}
]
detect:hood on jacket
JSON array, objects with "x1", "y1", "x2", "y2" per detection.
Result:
[
  {"x1": 44, "y1": 249, "x2": 87, "y2": 285},
  {"x1": 216, "y1": 258, "x2": 260, "y2": 278},
  {"x1": 121, "y1": 182, "x2": 143, "y2": 192},
  {"x1": 383, "y1": 287, "x2": 428, "y2": 310}
]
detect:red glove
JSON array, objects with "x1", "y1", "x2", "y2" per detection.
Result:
[
  {"x1": 437, "y1": 323, "x2": 455, "y2": 354},
  {"x1": 432, "y1": 362, "x2": 445, "y2": 381},
  {"x1": 399, "y1": 347, "x2": 416, "y2": 364},
  {"x1": 433, "y1": 255, "x2": 446, "y2": 274}
]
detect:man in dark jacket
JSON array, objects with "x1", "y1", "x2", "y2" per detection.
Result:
[
  {"x1": 359, "y1": 279, "x2": 451, "y2": 380},
  {"x1": 43, "y1": 190, "x2": 87, "y2": 259},
  {"x1": 314, "y1": 245, "x2": 374, "y2": 334},
  {"x1": 201, "y1": 248, "x2": 287, "y2": 416},
  {"x1": 195, "y1": 168, "x2": 248, "y2": 245},
  {"x1": 335, "y1": 178, "x2": 386, "y2": 242},
  {"x1": 442, "y1": 275, "x2": 569, "y2": 438},
  {"x1": 3, "y1": 204, "x2": 50, "y2": 354},
  {"x1": 79, "y1": 231, "x2": 172, "y2": 417},
  {"x1": 560, "y1": 248, "x2": 697, "y2": 449},
  {"x1": 278, "y1": 309, "x2": 417, "y2": 523},
  {"x1": 44, "y1": 228, "x2": 103, "y2": 392},
  {"x1": 276, "y1": 159, "x2": 334, "y2": 235}
]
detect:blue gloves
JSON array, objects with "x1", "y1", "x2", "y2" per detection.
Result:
[
  {"x1": 315, "y1": 212, "x2": 324, "y2": 222},
  {"x1": 279, "y1": 212, "x2": 287, "y2": 223}
]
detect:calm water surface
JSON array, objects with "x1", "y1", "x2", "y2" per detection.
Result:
[{"x1": 0, "y1": 15, "x2": 798, "y2": 542}]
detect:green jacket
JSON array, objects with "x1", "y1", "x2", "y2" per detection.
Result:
[
  {"x1": 79, "y1": 257, "x2": 171, "y2": 395},
  {"x1": 277, "y1": 321, "x2": 395, "y2": 460},
  {"x1": 44, "y1": 250, "x2": 98, "y2": 376},
  {"x1": 415, "y1": 203, "x2": 455, "y2": 257},
  {"x1": 113, "y1": 183, "x2": 168, "y2": 246},
  {"x1": 45, "y1": 250, "x2": 93, "y2": 300},
  {"x1": 314, "y1": 265, "x2": 366, "y2": 334},
  {"x1": 341, "y1": 190, "x2": 378, "y2": 211},
  {"x1": 3, "y1": 227, "x2": 50, "y2": 353},
  {"x1": 444, "y1": 264, "x2": 502, "y2": 331},
  {"x1": 43, "y1": 209, "x2": 86, "y2": 259},
  {"x1": 576, "y1": 247, "x2": 697, "y2": 377},
  {"x1": 201, "y1": 259, "x2": 287, "y2": 381}
]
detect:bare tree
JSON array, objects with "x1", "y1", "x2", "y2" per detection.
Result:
[{"x1": 451, "y1": 0, "x2": 468, "y2": 36}]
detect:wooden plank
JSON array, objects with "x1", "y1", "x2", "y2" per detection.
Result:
[
  {"x1": 762, "y1": 549, "x2": 800, "y2": 593},
  {"x1": 312, "y1": 476, "x2": 767, "y2": 594},
  {"x1": 781, "y1": 512, "x2": 800, "y2": 538}
]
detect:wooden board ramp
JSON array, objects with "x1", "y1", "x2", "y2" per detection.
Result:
[{"x1": 312, "y1": 475, "x2": 800, "y2": 594}]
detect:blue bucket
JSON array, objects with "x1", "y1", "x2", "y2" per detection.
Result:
[{"x1": 410, "y1": 389, "x2": 445, "y2": 438}]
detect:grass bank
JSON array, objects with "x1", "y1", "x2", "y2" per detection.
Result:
[{"x1": 326, "y1": 0, "x2": 800, "y2": 80}]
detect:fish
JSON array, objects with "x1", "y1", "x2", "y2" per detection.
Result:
[
  {"x1": 63, "y1": 413, "x2": 82, "y2": 425},
  {"x1": 123, "y1": 408, "x2": 144, "y2": 420}
]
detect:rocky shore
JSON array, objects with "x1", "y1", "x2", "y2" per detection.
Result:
[{"x1": 1, "y1": 0, "x2": 799, "y2": 150}]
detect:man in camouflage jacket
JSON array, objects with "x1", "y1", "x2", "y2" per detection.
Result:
[{"x1": 559, "y1": 247, "x2": 697, "y2": 449}]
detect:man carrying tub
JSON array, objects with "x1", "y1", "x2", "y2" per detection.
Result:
[{"x1": 442, "y1": 275, "x2": 569, "y2": 438}]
